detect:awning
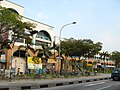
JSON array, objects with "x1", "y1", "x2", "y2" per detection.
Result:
[
  {"x1": 47, "y1": 59, "x2": 56, "y2": 63},
  {"x1": 106, "y1": 65, "x2": 116, "y2": 68}
]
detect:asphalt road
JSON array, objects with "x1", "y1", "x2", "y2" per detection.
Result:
[{"x1": 31, "y1": 80, "x2": 120, "y2": 90}]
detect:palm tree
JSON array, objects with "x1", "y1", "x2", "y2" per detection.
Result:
[
  {"x1": 36, "y1": 43, "x2": 52, "y2": 73},
  {"x1": 111, "y1": 51, "x2": 120, "y2": 67},
  {"x1": 99, "y1": 51, "x2": 109, "y2": 73}
]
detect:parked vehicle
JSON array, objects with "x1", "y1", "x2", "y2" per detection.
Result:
[{"x1": 111, "y1": 68, "x2": 120, "y2": 81}]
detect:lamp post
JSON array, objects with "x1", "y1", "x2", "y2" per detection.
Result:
[
  {"x1": 15, "y1": 60, "x2": 17, "y2": 75},
  {"x1": 9, "y1": 43, "x2": 13, "y2": 82},
  {"x1": 53, "y1": 36, "x2": 57, "y2": 60},
  {"x1": 58, "y1": 22, "x2": 76, "y2": 76}
]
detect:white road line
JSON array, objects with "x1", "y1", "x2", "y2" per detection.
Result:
[
  {"x1": 84, "y1": 82, "x2": 105, "y2": 87},
  {"x1": 96, "y1": 85, "x2": 111, "y2": 90}
]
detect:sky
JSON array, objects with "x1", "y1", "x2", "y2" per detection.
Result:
[{"x1": 10, "y1": 0, "x2": 120, "y2": 53}]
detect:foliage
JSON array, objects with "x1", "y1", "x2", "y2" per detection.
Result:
[
  {"x1": 60, "y1": 38, "x2": 102, "y2": 59},
  {"x1": 0, "y1": 7, "x2": 36, "y2": 50},
  {"x1": 99, "y1": 51, "x2": 110, "y2": 60},
  {"x1": 18, "y1": 43, "x2": 52, "y2": 64},
  {"x1": 0, "y1": 7, "x2": 21, "y2": 34},
  {"x1": 111, "y1": 51, "x2": 120, "y2": 67},
  {"x1": 37, "y1": 43, "x2": 52, "y2": 59}
]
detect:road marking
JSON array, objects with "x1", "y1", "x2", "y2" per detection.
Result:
[
  {"x1": 84, "y1": 82, "x2": 105, "y2": 87},
  {"x1": 96, "y1": 85, "x2": 111, "y2": 90}
]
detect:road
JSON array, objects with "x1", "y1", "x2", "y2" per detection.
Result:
[{"x1": 31, "y1": 80, "x2": 120, "y2": 90}]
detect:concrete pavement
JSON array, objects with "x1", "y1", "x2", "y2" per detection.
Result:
[{"x1": 0, "y1": 73, "x2": 111, "y2": 90}]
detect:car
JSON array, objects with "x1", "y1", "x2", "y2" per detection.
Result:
[{"x1": 111, "y1": 68, "x2": 120, "y2": 81}]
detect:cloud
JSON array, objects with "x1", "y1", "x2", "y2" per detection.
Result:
[{"x1": 37, "y1": 11, "x2": 50, "y2": 19}]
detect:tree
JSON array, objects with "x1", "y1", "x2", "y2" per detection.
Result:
[
  {"x1": 99, "y1": 51, "x2": 110, "y2": 73},
  {"x1": 60, "y1": 38, "x2": 103, "y2": 74},
  {"x1": 0, "y1": 7, "x2": 36, "y2": 50},
  {"x1": 36, "y1": 43, "x2": 52, "y2": 73},
  {"x1": 60, "y1": 38, "x2": 102, "y2": 59},
  {"x1": 37, "y1": 43, "x2": 52, "y2": 63},
  {"x1": 0, "y1": 7, "x2": 36, "y2": 72},
  {"x1": 0, "y1": 7, "x2": 21, "y2": 34},
  {"x1": 111, "y1": 51, "x2": 120, "y2": 67},
  {"x1": 0, "y1": 7, "x2": 20, "y2": 50}
]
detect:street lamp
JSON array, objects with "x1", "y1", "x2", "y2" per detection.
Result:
[{"x1": 58, "y1": 22, "x2": 76, "y2": 76}]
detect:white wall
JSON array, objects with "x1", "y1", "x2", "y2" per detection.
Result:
[
  {"x1": 1, "y1": 0, "x2": 24, "y2": 15},
  {"x1": 12, "y1": 57, "x2": 26, "y2": 74}
]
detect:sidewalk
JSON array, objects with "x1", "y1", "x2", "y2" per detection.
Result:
[
  {"x1": 0, "y1": 73, "x2": 111, "y2": 90},
  {"x1": 0, "y1": 73, "x2": 110, "y2": 83}
]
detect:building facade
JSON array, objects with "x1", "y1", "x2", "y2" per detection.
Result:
[{"x1": 0, "y1": 0, "x2": 55, "y2": 74}]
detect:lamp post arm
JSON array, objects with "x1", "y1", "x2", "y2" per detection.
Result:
[
  {"x1": 59, "y1": 23, "x2": 75, "y2": 39},
  {"x1": 59, "y1": 22, "x2": 76, "y2": 56},
  {"x1": 58, "y1": 22, "x2": 76, "y2": 76},
  {"x1": 59, "y1": 23, "x2": 71, "y2": 60}
]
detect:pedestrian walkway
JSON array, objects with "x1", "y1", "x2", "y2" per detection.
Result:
[{"x1": 0, "y1": 73, "x2": 111, "y2": 83}]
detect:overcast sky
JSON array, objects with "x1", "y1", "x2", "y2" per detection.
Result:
[{"x1": 10, "y1": 0, "x2": 120, "y2": 53}]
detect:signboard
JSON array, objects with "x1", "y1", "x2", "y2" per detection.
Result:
[
  {"x1": 86, "y1": 64, "x2": 92, "y2": 67},
  {"x1": 27, "y1": 57, "x2": 42, "y2": 69}
]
